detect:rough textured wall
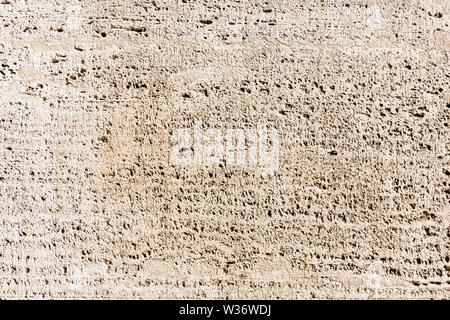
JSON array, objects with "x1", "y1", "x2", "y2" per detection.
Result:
[{"x1": 0, "y1": 0, "x2": 449, "y2": 299}]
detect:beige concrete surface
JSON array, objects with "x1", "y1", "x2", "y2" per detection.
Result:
[{"x1": 0, "y1": 0, "x2": 449, "y2": 299}]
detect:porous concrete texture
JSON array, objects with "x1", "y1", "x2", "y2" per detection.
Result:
[{"x1": 0, "y1": 0, "x2": 449, "y2": 299}]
